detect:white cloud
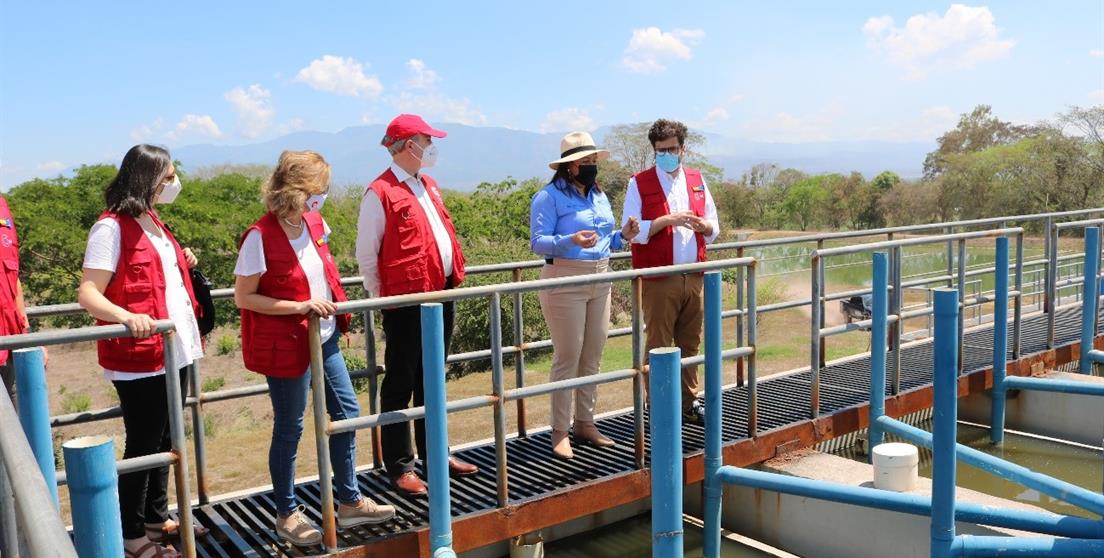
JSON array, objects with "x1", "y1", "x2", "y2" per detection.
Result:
[
  {"x1": 165, "y1": 114, "x2": 223, "y2": 141},
  {"x1": 392, "y1": 92, "x2": 487, "y2": 126},
  {"x1": 622, "y1": 27, "x2": 704, "y2": 73},
  {"x1": 1090, "y1": 49, "x2": 1104, "y2": 58},
  {"x1": 857, "y1": 105, "x2": 959, "y2": 142},
  {"x1": 130, "y1": 118, "x2": 164, "y2": 142},
  {"x1": 863, "y1": 4, "x2": 1015, "y2": 80},
  {"x1": 705, "y1": 107, "x2": 730, "y2": 123},
  {"x1": 406, "y1": 59, "x2": 439, "y2": 89},
  {"x1": 224, "y1": 84, "x2": 274, "y2": 138},
  {"x1": 295, "y1": 55, "x2": 383, "y2": 97},
  {"x1": 540, "y1": 108, "x2": 596, "y2": 133},
  {"x1": 1090, "y1": 89, "x2": 1104, "y2": 101},
  {"x1": 35, "y1": 161, "x2": 65, "y2": 173}
]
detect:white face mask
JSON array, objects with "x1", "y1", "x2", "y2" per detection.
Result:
[
  {"x1": 306, "y1": 193, "x2": 328, "y2": 212},
  {"x1": 156, "y1": 175, "x2": 182, "y2": 204},
  {"x1": 411, "y1": 140, "x2": 438, "y2": 169}
]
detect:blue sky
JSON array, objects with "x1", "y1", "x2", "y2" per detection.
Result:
[{"x1": 1, "y1": 1, "x2": 1102, "y2": 188}]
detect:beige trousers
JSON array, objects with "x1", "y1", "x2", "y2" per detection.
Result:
[
  {"x1": 538, "y1": 259, "x2": 612, "y2": 432},
  {"x1": 642, "y1": 273, "x2": 704, "y2": 411}
]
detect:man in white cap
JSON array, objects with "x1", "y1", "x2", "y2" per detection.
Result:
[{"x1": 356, "y1": 114, "x2": 479, "y2": 496}]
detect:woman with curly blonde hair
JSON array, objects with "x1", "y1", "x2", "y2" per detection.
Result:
[{"x1": 233, "y1": 150, "x2": 394, "y2": 547}]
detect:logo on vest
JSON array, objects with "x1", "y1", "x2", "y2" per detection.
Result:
[
  {"x1": 315, "y1": 234, "x2": 329, "y2": 246},
  {"x1": 0, "y1": 218, "x2": 11, "y2": 228},
  {"x1": 0, "y1": 234, "x2": 11, "y2": 248}
]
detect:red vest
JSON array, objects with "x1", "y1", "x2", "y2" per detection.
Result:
[
  {"x1": 96, "y1": 212, "x2": 200, "y2": 373},
  {"x1": 0, "y1": 197, "x2": 24, "y2": 366},
  {"x1": 629, "y1": 167, "x2": 707, "y2": 272},
  {"x1": 240, "y1": 212, "x2": 351, "y2": 378},
  {"x1": 368, "y1": 169, "x2": 465, "y2": 297}
]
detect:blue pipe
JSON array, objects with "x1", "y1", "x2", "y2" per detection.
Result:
[
  {"x1": 421, "y1": 304, "x2": 457, "y2": 558},
  {"x1": 649, "y1": 347, "x2": 683, "y2": 558},
  {"x1": 932, "y1": 288, "x2": 960, "y2": 558},
  {"x1": 868, "y1": 252, "x2": 889, "y2": 457},
  {"x1": 13, "y1": 347, "x2": 57, "y2": 506},
  {"x1": 1081, "y1": 226, "x2": 1100, "y2": 374},
  {"x1": 702, "y1": 272, "x2": 723, "y2": 558},
  {"x1": 63, "y1": 436, "x2": 123, "y2": 557},
  {"x1": 1003, "y1": 375, "x2": 1104, "y2": 396},
  {"x1": 877, "y1": 415, "x2": 1104, "y2": 517},
  {"x1": 991, "y1": 236, "x2": 1009, "y2": 444},
  {"x1": 714, "y1": 466, "x2": 1104, "y2": 539},
  {"x1": 952, "y1": 535, "x2": 1104, "y2": 557}
]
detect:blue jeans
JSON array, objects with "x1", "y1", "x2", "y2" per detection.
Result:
[{"x1": 266, "y1": 335, "x2": 361, "y2": 515}]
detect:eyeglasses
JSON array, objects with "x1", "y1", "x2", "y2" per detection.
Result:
[{"x1": 655, "y1": 147, "x2": 681, "y2": 155}]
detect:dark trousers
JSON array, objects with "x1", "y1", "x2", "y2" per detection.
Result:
[
  {"x1": 380, "y1": 295, "x2": 454, "y2": 477},
  {"x1": 113, "y1": 368, "x2": 188, "y2": 540}
]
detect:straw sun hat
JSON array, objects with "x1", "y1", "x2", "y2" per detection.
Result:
[{"x1": 547, "y1": 131, "x2": 610, "y2": 170}]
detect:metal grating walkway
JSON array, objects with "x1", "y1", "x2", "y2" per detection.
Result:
[{"x1": 185, "y1": 305, "x2": 1099, "y2": 557}]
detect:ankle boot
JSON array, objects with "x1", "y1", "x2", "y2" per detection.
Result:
[
  {"x1": 550, "y1": 429, "x2": 574, "y2": 459},
  {"x1": 573, "y1": 421, "x2": 615, "y2": 448}
]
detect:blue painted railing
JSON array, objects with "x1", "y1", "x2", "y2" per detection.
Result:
[{"x1": 697, "y1": 235, "x2": 1104, "y2": 557}]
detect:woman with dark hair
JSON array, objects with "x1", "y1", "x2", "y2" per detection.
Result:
[
  {"x1": 530, "y1": 131, "x2": 640, "y2": 459},
  {"x1": 77, "y1": 144, "x2": 205, "y2": 558},
  {"x1": 234, "y1": 151, "x2": 395, "y2": 547}
]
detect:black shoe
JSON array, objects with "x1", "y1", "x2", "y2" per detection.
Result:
[{"x1": 682, "y1": 397, "x2": 706, "y2": 425}]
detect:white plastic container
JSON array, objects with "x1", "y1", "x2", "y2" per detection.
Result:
[
  {"x1": 872, "y1": 442, "x2": 919, "y2": 492},
  {"x1": 510, "y1": 532, "x2": 544, "y2": 558}
]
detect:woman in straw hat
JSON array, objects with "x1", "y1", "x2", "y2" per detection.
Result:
[{"x1": 530, "y1": 131, "x2": 640, "y2": 459}]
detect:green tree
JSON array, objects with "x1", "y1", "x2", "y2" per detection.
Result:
[
  {"x1": 923, "y1": 105, "x2": 1037, "y2": 180},
  {"x1": 781, "y1": 176, "x2": 829, "y2": 231}
]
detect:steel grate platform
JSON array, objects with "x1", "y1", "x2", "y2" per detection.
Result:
[{"x1": 182, "y1": 305, "x2": 1100, "y2": 556}]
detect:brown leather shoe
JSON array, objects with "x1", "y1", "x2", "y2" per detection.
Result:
[
  {"x1": 391, "y1": 471, "x2": 427, "y2": 496},
  {"x1": 447, "y1": 456, "x2": 479, "y2": 477}
]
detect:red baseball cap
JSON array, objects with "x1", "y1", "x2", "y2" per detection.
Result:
[{"x1": 381, "y1": 114, "x2": 447, "y2": 147}]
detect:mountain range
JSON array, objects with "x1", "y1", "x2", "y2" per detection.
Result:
[{"x1": 172, "y1": 124, "x2": 934, "y2": 190}]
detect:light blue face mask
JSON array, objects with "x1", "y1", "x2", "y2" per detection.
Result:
[{"x1": 656, "y1": 152, "x2": 681, "y2": 173}]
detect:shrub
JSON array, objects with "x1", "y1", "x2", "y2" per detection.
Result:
[
  {"x1": 201, "y1": 376, "x2": 226, "y2": 392},
  {"x1": 343, "y1": 352, "x2": 372, "y2": 394},
  {"x1": 216, "y1": 335, "x2": 239, "y2": 356},
  {"x1": 60, "y1": 391, "x2": 91, "y2": 413},
  {"x1": 449, "y1": 238, "x2": 549, "y2": 378}
]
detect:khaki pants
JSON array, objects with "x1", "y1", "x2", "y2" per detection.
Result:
[
  {"x1": 642, "y1": 273, "x2": 704, "y2": 411},
  {"x1": 538, "y1": 259, "x2": 612, "y2": 432}
]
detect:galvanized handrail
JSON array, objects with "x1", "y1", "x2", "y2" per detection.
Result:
[
  {"x1": 808, "y1": 228, "x2": 1026, "y2": 419},
  {"x1": 0, "y1": 320, "x2": 197, "y2": 558},
  {"x1": 0, "y1": 380, "x2": 77, "y2": 557},
  {"x1": 304, "y1": 256, "x2": 759, "y2": 552},
  {"x1": 10, "y1": 209, "x2": 1103, "y2": 509}
]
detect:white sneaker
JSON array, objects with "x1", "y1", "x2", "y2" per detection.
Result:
[
  {"x1": 275, "y1": 505, "x2": 322, "y2": 546},
  {"x1": 337, "y1": 497, "x2": 396, "y2": 528}
]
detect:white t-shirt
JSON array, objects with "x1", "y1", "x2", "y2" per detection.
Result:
[
  {"x1": 83, "y1": 217, "x2": 204, "y2": 381},
  {"x1": 233, "y1": 220, "x2": 336, "y2": 344}
]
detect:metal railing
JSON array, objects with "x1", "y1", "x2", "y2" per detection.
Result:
[
  {"x1": 0, "y1": 322, "x2": 197, "y2": 557},
  {"x1": 303, "y1": 256, "x2": 758, "y2": 552},
  {"x1": 695, "y1": 249, "x2": 1104, "y2": 558},
  {"x1": 3, "y1": 208, "x2": 1103, "y2": 553},
  {"x1": 809, "y1": 227, "x2": 1026, "y2": 419},
  {"x1": 0, "y1": 373, "x2": 77, "y2": 557}
]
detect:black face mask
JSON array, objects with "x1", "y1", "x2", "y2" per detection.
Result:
[{"x1": 574, "y1": 164, "x2": 599, "y2": 188}]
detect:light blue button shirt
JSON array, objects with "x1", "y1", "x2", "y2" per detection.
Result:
[{"x1": 530, "y1": 179, "x2": 623, "y2": 260}]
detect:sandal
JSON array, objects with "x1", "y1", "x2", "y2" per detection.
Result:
[
  {"x1": 124, "y1": 541, "x2": 181, "y2": 558},
  {"x1": 145, "y1": 520, "x2": 210, "y2": 544}
]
